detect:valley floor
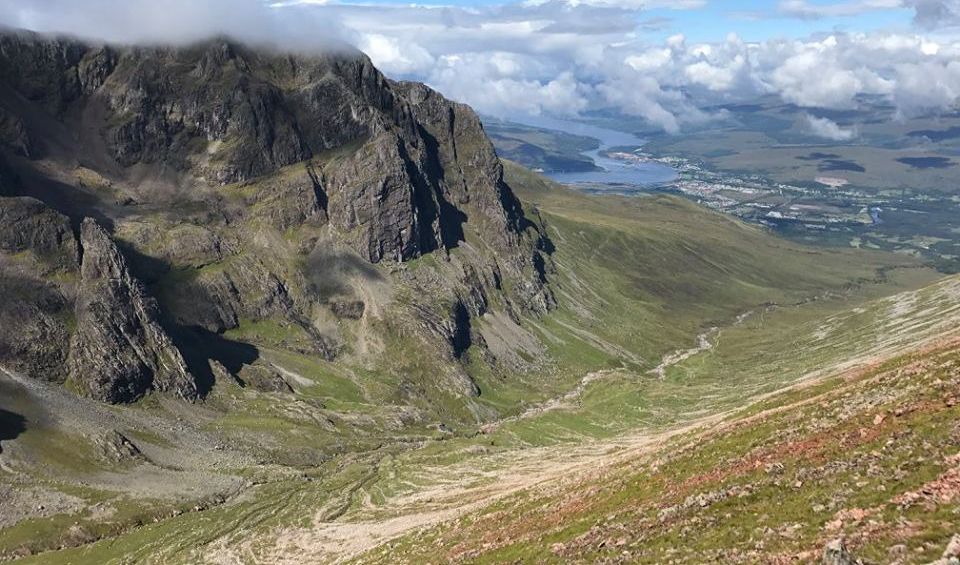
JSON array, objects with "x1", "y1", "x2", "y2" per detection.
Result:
[{"x1": 224, "y1": 274, "x2": 960, "y2": 563}]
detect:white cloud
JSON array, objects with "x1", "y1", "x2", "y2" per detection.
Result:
[
  {"x1": 907, "y1": 0, "x2": 960, "y2": 29},
  {"x1": 427, "y1": 56, "x2": 589, "y2": 117},
  {"x1": 891, "y1": 59, "x2": 960, "y2": 113},
  {"x1": 597, "y1": 74, "x2": 681, "y2": 132},
  {"x1": 359, "y1": 33, "x2": 434, "y2": 75},
  {"x1": 804, "y1": 114, "x2": 858, "y2": 140},
  {"x1": 0, "y1": 0, "x2": 347, "y2": 50},
  {"x1": 770, "y1": 46, "x2": 864, "y2": 108},
  {"x1": 625, "y1": 48, "x2": 673, "y2": 72},
  {"x1": 779, "y1": 0, "x2": 903, "y2": 19},
  {"x1": 684, "y1": 54, "x2": 747, "y2": 91}
]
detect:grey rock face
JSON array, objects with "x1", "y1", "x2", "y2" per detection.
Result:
[
  {"x1": 0, "y1": 196, "x2": 78, "y2": 267},
  {"x1": 0, "y1": 274, "x2": 73, "y2": 382},
  {"x1": 95, "y1": 430, "x2": 144, "y2": 463},
  {"x1": 395, "y1": 81, "x2": 525, "y2": 244},
  {"x1": 0, "y1": 32, "x2": 90, "y2": 115},
  {"x1": 326, "y1": 131, "x2": 435, "y2": 262},
  {"x1": 164, "y1": 254, "x2": 295, "y2": 335},
  {"x1": 329, "y1": 299, "x2": 365, "y2": 320},
  {"x1": 249, "y1": 164, "x2": 328, "y2": 231},
  {"x1": 68, "y1": 218, "x2": 197, "y2": 403},
  {"x1": 0, "y1": 196, "x2": 76, "y2": 382},
  {"x1": 0, "y1": 30, "x2": 556, "y2": 407},
  {"x1": 0, "y1": 33, "x2": 550, "y2": 283},
  {"x1": 238, "y1": 364, "x2": 293, "y2": 394},
  {"x1": 98, "y1": 40, "x2": 376, "y2": 185},
  {"x1": 0, "y1": 107, "x2": 35, "y2": 157}
]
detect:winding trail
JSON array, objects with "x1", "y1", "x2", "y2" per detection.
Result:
[
  {"x1": 649, "y1": 310, "x2": 755, "y2": 379},
  {"x1": 234, "y1": 409, "x2": 734, "y2": 564},
  {"x1": 480, "y1": 369, "x2": 617, "y2": 434},
  {"x1": 235, "y1": 309, "x2": 882, "y2": 564},
  {"x1": 649, "y1": 327, "x2": 719, "y2": 379}
]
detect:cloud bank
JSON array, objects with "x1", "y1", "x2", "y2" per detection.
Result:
[{"x1": 0, "y1": 0, "x2": 348, "y2": 50}]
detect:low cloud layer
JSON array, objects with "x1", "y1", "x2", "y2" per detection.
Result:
[
  {"x1": 0, "y1": 0, "x2": 348, "y2": 50},
  {"x1": 2, "y1": 0, "x2": 960, "y2": 132},
  {"x1": 804, "y1": 114, "x2": 859, "y2": 140}
]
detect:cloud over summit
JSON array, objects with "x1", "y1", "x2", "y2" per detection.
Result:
[{"x1": 0, "y1": 0, "x2": 348, "y2": 50}]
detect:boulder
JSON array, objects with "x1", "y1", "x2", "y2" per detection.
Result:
[
  {"x1": 822, "y1": 539, "x2": 860, "y2": 565},
  {"x1": 95, "y1": 430, "x2": 144, "y2": 463},
  {"x1": 237, "y1": 364, "x2": 292, "y2": 393}
]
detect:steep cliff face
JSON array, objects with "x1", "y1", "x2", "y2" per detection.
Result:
[
  {"x1": 0, "y1": 30, "x2": 550, "y2": 270},
  {"x1": 0, "y1": 147, "x2": 78, "y2": 379},
  {"x1": 394, "y1": 81, "x2": 526, "y2": 246},
  {"x1": 0, "y1": 196, "x2": 77, "y2": 382},
  {"x1": 68, "y1": 218, "x2": 197, "y2": 403},
  {"x1": 0, "y1": 29, "x2": 553, "y2": 407}
]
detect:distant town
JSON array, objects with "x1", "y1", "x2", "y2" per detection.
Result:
[
  {"x1": 582, "y1": 149, "x2": 960, "y2": 270},
  {"x1": 598, "y1": 149, "x2": 876, "y2": 227}
]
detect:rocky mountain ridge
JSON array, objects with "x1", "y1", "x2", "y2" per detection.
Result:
[
  {"x1": 69, "y1": 218, "x2": 198, "y2": 403},
  {"x1": 0, "y1": 29, "x2": 553, "y2": 406}
]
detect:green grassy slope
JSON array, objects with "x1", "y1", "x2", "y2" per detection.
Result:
[
  {"x1": 468, "y1": 162, "x2": 936, "y2": 441},
  {"x1": 11, "y1": 272, "x2": 958, "y2": 564},
  {"x1": 0, "y1": 164, "x2": 943, "y2": 564},
  {"x1": 506, "y1": 160, "x2": 929, "y2": 367},
  {"x1": 361, "y1": 285, "x2": 960, "y2": 564}
]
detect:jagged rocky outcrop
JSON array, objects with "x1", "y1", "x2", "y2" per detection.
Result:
[
  {"x1": 394, "y1": 81, "x2": 528, "y2": 251},
  {"x1": 0, "y1": 30, "x2": 550, "y2": 273},
  {"x1": 95, "y1": 430, "x2": 145, "y2": 463},
  {"x1": 0, "y1": 273, "x2": 74, "y2": 382},
  {"x1": 67, "y1": 219, "x2": 197, "y2": 403},
  {"x1": 0, "y1": 106, "x2": 35, "y2": 158},
  {"x1": 0, "y1": 28, "x2": 554, "y2": 407},
  {"x1": 0, "y1": 194, "x2": 77, "y2": 382}
]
